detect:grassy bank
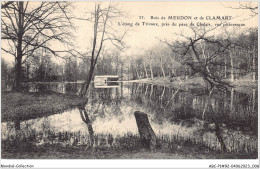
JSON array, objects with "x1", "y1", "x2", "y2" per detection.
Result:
[
  {"x1": 2, "y1": 138, "x2": 256, "y2": 159},
  {"x1": 2, "y1": 131, "x2": 257, "y2": 159},
  {"x1": 1, "y1": 91, "x2": 86, "y2": 122}
]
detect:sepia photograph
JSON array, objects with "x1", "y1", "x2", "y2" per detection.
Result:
[{"x1": 0, "y1": 0, "x2": 259, "y2": 168}]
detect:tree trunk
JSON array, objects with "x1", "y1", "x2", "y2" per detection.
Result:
[
  {"x1": 252, "y1": 89, "x2": 255, "y2": 112},
  {"x1": 131, "y1": 63, "x2": 136, "y2": 80},
  {"x1": 230, "y1": 48, "x2": 234, "y2": 82},
  {"x1": 150, "y1": 61, "x2": 153, "y2": 80},
  {"x1": 26, "y1": 64, "x2": 30, "y2": 81},
  {"x1": 14, "y1": 55, "x2": 22, "y2": 90},
  {"x1": 224, "y1": 56, "x2": 227, "y2": 78},
  {"x1": 185, "y1": 64, "x2": 188, "y2": 80},
  {"x1": 160, "y1": 85, "x2": 165, "y2": 108},
  {"x1": 13, "y1": 2, "x2": 24, "y2": 91},
  {"x1": 144, "y1": 84, "x2": 148, "y2": 95},
  {"x1": 230, "y1": 88, "x2": 234, "y2": 117},
  {"x1": 79, "y1": 107, "x2": 94, "y2": 149},
  {"x1": 80, "y1": 63, "x2": 95, "y2": 97},
  {"x1": 150, "y1": 84, "x2": 153, "y2": 98},
  {"x1": 14, "y1": 31, "x2": 23, "y2": 90},
  {"x1": 134, "y1": 111, "x2": 156, "y2": 150},
  {"x1": 44, "y1": 63, "x2": 48, "y2": 81},
  {"x1": 121, "y1": 80, "x2": 123, "y2": 98},
  {"x1": 252, "y1": 45, "x2": 256, "y2": 82},
  {"x1": 252, "y1": 56, "x2": 255, "y2": 82},
  {"x1": 209, "y1": 103, "x2": 227, "y2": 152},
  {"x1": 215, "y1": 121, "x2": 227, "y2": 152},
  {"x1": 202, "y1": 88, "x2": 213, "y2": 120},
  {"x1": 121, "y1": 62, "x2": 123, "y2": 80},
  {"x1": 136, "y1": 67, "x2": 140, "y2": 79},
  {"x1": 143, "y1": 62, "x2": 148, "y2": 79},
  {"x1": 169, "y1": 57, "x2": 177, "y2": 78},
  {"x1": 160, "y1": 57, "x2": 166, "y2": 80}
]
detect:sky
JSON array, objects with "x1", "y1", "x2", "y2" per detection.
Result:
[
  {"x1": 73, "y1": 1, "x2": 258, "y2": 58},
  {"x1": 1, "y1": 1, "x2": 258, "y2": 64}
]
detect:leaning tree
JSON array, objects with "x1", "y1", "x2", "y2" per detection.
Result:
[
  {"x1": 78, "y1": 2, "x2": 127, "y2": 97},
  {"x1": 163, "y1": 26, "x2": 234, "y2": 90}
]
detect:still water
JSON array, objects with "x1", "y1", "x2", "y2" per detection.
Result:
[{"x1": 1, "y1": 82, "x2": 258, "y2": 153}]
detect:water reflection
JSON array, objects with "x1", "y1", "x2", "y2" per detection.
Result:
[
  {"x1": 1, "y1": 82, "x2": 258, "y2": 153},
  {"x1": 27, "y1": 82, "x2": 81, "y2": 95}
]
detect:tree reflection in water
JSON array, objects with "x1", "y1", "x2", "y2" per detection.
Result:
[{"x1": 1, "y1": 82, "x2": 258, "y2": 154}]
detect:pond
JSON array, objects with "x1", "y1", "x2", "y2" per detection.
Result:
[{"x1": 1, "y1": 82, "x2": 258, "y2": 154}]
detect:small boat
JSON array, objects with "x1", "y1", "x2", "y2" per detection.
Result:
[{"x1": 94, "y1": 75, "x2": 119, "y2": 88}]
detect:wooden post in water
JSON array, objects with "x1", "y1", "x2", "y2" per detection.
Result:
[{"x1": 134, "y1": 111, "x2": 156, "y2": 150}]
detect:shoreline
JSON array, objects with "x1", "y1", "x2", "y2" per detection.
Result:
[
  {"x1": 127, "y1": 76, "x2": 257, "y2": 91},
  {"x1": 1, "y1": 91, "x2": 85, "y2": 122}
]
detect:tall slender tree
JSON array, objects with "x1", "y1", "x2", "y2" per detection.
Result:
[{"x1": 79, "y1": 2, "x2": 126, "y2": 96}]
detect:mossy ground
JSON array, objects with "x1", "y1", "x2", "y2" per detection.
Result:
[{"x1": 1, "y1": 91, "x2": 85, "y2": 122}]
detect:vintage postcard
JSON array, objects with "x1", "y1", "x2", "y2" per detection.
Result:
[{"x1": 1, "y1": 1, "x2": 259, "y2": 168}]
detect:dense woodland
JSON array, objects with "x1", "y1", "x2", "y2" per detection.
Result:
[
  {"x1": 1, "y1": 1, "x2": 258, "y2": 92},
  {"x1": 130, "y1": 27, "x2": 258, "y2": 88}
]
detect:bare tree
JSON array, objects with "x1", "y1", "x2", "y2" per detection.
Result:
[
  {"x1": 1, "y1": 1, "x2": 74, "y2": 90},
  {"x1": 1, "y1": 1, "x2": 14, "y2": 9},
  {"x1": 225, "y1": 1, "x2": 258, "y2": 19},
  {"x1": 164, "y1": 26, "x2": 233, "y2": 90},
  {"x1": 79, "y1": 2, "x2": 127, "y2": 97}
]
